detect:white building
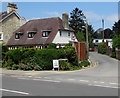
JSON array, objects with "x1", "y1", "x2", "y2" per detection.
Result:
[{"x1": 93, "y1": 39, "x2": 112, "y2": 48}]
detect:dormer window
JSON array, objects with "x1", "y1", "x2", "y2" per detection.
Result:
[
  {"x1": 28, "y1": 31, "x2": 36, "y2": 38},
  {"x1": 15, "y1": 32, "x2": 23, "y2": 39},
  {"x1": 15, "y1": 34, "x2": 20, "y2": 39},
  {"x1": 0, "y1": 32, "x2": 3, "y2": 40},
  {"x1": 42, "y1": 30, "x2": 51, "y2": 37}
]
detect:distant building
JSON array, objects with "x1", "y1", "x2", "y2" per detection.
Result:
[
  {"x1": 0, "y1": 3, "x2": 26, "y2": 45},
  {"x1": 7, "y1": 13, "x2": 77, "y2": 49},
  {"x1": 93, "y1": 39, "x2": 112, "y2": 48}
]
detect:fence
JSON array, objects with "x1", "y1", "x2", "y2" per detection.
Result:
[{"x1": 75, "y1": 42, "x2": 87, "y2": 61}]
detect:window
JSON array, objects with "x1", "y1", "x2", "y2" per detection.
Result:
[
  {"x1": 42, "y1": 31, "x2": 49, "y2": 37},
  {"x1": 68, "y1": 32, "x2": 70, "y2": 36},
  {"x1": 95, "y1": 40, "x2": 98, "y2": 42},
  {"x1": 28, "y1": 31, "x2": 36, "y2": 38},
  {"x1": 15, "y1": 34, "x2": 20, "y2": 39},
  {"x1": 15, "y1": 32, "x2": 23, "y2": 39},
  {"x1": 0, "y1": 33, "x2": 2, "y2": 40},
  {"x1": 60, "y1": 31, "x2": 62, "y2": 36}
]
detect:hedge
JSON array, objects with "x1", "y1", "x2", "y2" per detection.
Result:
[{"x1": 2, "y1": 47, "x2": 78, "y2": 70}]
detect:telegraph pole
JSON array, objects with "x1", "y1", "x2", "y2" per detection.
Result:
[
  {"x1": 86, "y1": 19, "x2": 89, "y2": 59},
  {"x1": 102, "y1": 19, "x2": 104, "y2": 42}
]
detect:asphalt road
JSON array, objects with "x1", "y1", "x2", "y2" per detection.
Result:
[{"x1": 1, "y1": 52, "x2": 119, "y2": 96}]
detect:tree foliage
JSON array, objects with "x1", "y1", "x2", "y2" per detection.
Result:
[
  {"x1": 112, "y1": 34, "x2": 120, "y2": 49},
  {"x1": 76, "y1": 31, "x2": 85, "y2": 42},
  {"x1": 113, "y1": 20, "x2": 120, "y2": 35},
  {"x1": 69, "y1": 8, "x2": 86, "y2": 33}
]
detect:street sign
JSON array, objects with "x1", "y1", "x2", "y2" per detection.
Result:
[{"x1": 53, "y1": 60, "x2": 59, "y2": 71}]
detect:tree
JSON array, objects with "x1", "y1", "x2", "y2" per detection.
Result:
[
  {"x1": 69, "y1": 8, "x2": 86, "y2": 33},
  {"x1": 112, "y1": 34, "x2": 120, "y2": 49},
  {"x1": 76, "y1": 31, "x2": 85, "y2": 42},
  {"x1": 112, "y1": 20, "x2": 120, "y2": 49},
  {"x1": 88, "y1": 25, "x2": 94, "y2": 42},
  {"x1": 104, "y1": 28, "x2": 114, "y2": 39},
  {"x1": 112, "y1": 20, "x2": 120, "y2": 35}
]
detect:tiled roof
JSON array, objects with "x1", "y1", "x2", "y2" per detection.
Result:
[{"x1": 7, "y1": 17, "x2": 73, "y2": 46}]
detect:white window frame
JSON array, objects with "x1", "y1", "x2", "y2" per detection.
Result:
[{"x1": 0, "y1": 32, "x2": 3, "y2": 41}]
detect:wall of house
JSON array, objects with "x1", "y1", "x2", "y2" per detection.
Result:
[
  {"x1": 52, "y1": 31, "x2": 77, "y2": 47},
  {"x1": 1, "y1": 14, "x2": 20, "y2": 45},
  {"x1": 93, "y1": 39, "x2": 112, "y2": 48}
]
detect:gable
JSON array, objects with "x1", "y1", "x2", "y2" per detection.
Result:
[{"x1": 0, "y1": 11, "x2": 21, "y2": 23}]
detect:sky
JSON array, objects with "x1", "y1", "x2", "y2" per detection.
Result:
[{"x1": 2, "y1": 2, "x2": 119, "y2": 31}]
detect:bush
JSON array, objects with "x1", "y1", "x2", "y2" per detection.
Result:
[
  {"x1": 79, "y1": 61, "x2": 90, "y2": 67},
  {"x1": 59, "y1": 61, "x2": 71, "y2": 70},
  {"x1": 98, "y1": 42, "x2": 106, "y2": 54},
  {"x1": 3, "y1": 59, "x2": 14, "y2": 69},
  {"x1": 64, "y1": 47, "x2": 78, "y2": 66},
  {"x1": 34, "y1": 65, "x2": 42, "y2": 71},
  {"x1": 48, "y1": 43, "x2": 57, "y2": 49},
  {"x1": 2, "y1": 47, "x2": 78, "y2": 71},
  {"x1": 19, "y1": 63, "x2": 33, "y2": 71},
  {"x1": 12, "y1": 64, "x2": 19, "y2": 70}
]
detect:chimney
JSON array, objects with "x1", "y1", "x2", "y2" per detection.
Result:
[
  {"x1": 7, "y1": 3, "x2": 18, "y2": 13},
  {"x1": 62, "y1": 12, "x2": 69, "y2": 29}
]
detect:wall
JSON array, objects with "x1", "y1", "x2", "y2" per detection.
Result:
[
  {"x1": 1, "y1": 13, "x2": 20, "y2": 45},
  {"x1": 52, "y1": 31, "x2": 77, "y2": 45}
]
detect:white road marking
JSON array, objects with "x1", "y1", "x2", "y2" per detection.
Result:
[
  {"x1": 18, "y1": 77, "x2": 60, "y2": 83},
  {"x1": 0, "y1": 88, "x2": 29, "y2": 95},
  {"x1": 94, "y1": 81, "x2": 98, "y2": 83},
  {"x1": 94, "y1": 85, "x2": 118, "y2": 89},
  {"x1": 18, "y1": 78, "x2": 30, "y2": 80},
  {"x1": 41, "y1": 79, "x2": 61, "y2": 83},
  {"x1": 28, "y1": 76, "x2": 32, "y2": 77},
  {"x1": 99, "y1": 82, "x2": 105, "y2": 84},
  {"x1": 68, "y1": 79, "x2": 75, "y2": 81},
  {"x1": 94, "y1": 81, "x2": 105, "y2": 84},
  {"x1": 44, "y1": 77, "x2": 51, "y2": 79},
  {"x1": 109, "y1": 83, "x2": 118, "y2": 85},
  {"x1": 79, "y1": 80, "x2": 89, "y2": 82},
  {"x1": 34, "y1": 77, "x2": 42, "y2": 79}
]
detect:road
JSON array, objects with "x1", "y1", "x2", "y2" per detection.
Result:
[{"x1": 1, "y1": 52, "x2": 119, "y2": 96}]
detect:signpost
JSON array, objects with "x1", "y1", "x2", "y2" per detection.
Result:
[
  {"x1": 53, "y1": 60, "x2": 59, "y2": 71},
  {"x1": 53, "y1": 59, "x2": 68, "y2": 71}
]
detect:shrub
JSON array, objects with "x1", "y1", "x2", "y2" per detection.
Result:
[
  {"x1": 59, "y1": 61, "x2": 71, "y2": 70},
  {"x1": 12, "y1": 64, "x2": 19, "y2": 70},
  {"x1": 98, "y1": 42, "x2": 106, "y2": 54},
  {"x1": 79, "y1": 61, "x2": 90, "y2": 67},
  {"x1": 19, "y1": 63, "x2": 33, "y2": 71},
  {"x1": 48, "y1": 43, "x2": 57, "y2": 49},
  {"x1": 34, "y1": 65, "x2": 42, "y2": 71},
  {"x1": 64, "y1": 47, "x2": 78, "y2": 66},
  {"x1": 3, "y1": 59, "x2": 14, "y2": 68}
]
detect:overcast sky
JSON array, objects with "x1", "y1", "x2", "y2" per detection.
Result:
[{"x1": 2, "y1": 2, "x2": 118, "y2": 31}]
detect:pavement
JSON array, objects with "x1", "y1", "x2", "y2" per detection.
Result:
[{"x1": 1, "y1": 52, "x2": 119, "y2": 96}]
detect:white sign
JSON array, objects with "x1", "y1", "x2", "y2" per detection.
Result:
[{"x1": 53, "y1": 60, "x2": 59, "y2": 69}]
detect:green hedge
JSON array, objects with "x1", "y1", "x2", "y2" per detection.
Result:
[{"x1": 2, "y1": 47, "x2": 78, "y2": 71}]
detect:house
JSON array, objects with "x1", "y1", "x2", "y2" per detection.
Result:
[
  {"x1": 7, "y1": 12, "x2": 77, "y2": 49},
  {"x1": 93, "y1": 39, "x2": 112, "y2": 48},
  {"x1": 0, "y1": 3, "x2": 26, "y2": 45}
]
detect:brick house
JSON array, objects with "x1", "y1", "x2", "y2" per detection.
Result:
[
  {"x1": 0, "y1": 3, "x2": 26, "y2": 45},
  {"x1": 7, "y1": 13, "x2": 77, "y2": 49}
]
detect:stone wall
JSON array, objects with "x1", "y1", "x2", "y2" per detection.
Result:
[{"x1": 1, "y1": 13, "x2": 20, "y2": 45}]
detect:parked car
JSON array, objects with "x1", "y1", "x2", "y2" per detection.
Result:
[{"x1": 89, "y1": 48, "x2": 94, "y2": 51}]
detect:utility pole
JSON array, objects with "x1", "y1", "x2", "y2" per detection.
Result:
[
  {"x1": 86, "y1": 19, "x2": 89, "y2": 59},
  {"x1": 102, "y1": 19, "x2": 104, "y2": 42}
]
